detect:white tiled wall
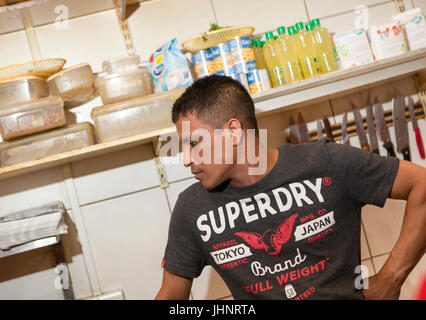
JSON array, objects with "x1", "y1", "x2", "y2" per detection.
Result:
[
  {"x1": 35, "y1": 9, "x2": 126, "y2": 73},
  {"x1": 0, "y1": 0, "x2": 425, "y2": 301}
]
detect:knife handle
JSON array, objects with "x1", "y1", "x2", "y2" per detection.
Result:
[
  {"x1": 372, "y1": 149, "x2": 379, "y2": 154},
  {"x1": 361, "y1": 144, "x2": 370, "y2": 152},
  {"x1": 401, "y1": 147, "x2": 411, "y2": 161},
  {"x1": 414, "y1": 127, "x2": 425, "y2": 159},
  {"x1": 383, "y1": 141, "x2": 396, "y2": 157}
]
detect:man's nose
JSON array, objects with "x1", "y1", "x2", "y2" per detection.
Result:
[{"x1": 183, "y1": 148, "x2": 192, "y2": 167}]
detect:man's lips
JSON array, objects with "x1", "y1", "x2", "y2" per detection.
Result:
[{"x1": 191, "y1": 169, "x2": 202, "y2": 178}]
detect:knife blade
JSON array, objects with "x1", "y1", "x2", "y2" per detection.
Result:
[
  {"x1": 317, "y1": 119, "x2": 323, "y2": 140},
  {"x1": 393, "y1": 92, "x2": 410, "y2": 161},
  {"x1": 341, "y1": 112, "x2": 350, "y2": 145},
  {"x1": 322, "y1": 116, "x2": 335, "y2": 142},
  {"x1": 373, "y1": 97, "x2": 396, "y2": 157},
  {"x1": 298, "y1": 112, "x2": 310, "y2": 143},
  {"x1": 365, "y1": 95, "x2": 379, "y2": 154},
  {"x1": 351, "y1": 102, "x2": 370, "y2": 152},
  {"x1": 289, "y1": 115, "x2": 300, "y2": 145},
  {"x1": 408, "y1": 97, "x2": 425, "y2": 159}
]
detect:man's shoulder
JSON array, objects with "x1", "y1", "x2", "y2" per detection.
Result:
[{"x1": 177, "y1": 180, "x2": 205, "y2": 205}]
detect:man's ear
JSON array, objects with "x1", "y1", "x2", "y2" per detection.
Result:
[{"x1": 226, "y1": 118, "x2": 244, "y2": 146}]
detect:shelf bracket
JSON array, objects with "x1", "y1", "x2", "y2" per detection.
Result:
[
  {"x1": 393, "y1": 0, "x2": 406, "y2": 13},
  {"x1": 154, "y1": 156, "x2": 169, "y2": 189},
  {"x1": 113, "y1": 0, "x2": 136, "y2": 56},
  {"x1": 19, "y1": 7, "x2": 42, "y2": 60}
]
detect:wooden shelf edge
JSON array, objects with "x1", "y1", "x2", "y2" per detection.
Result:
[{"x1": 0, "y1": 126, "x2": 177, "y2": 180}]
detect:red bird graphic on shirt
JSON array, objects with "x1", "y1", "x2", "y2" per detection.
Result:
[{"x1": 234, "y1": 214, "x2": 298, "y2": 255}]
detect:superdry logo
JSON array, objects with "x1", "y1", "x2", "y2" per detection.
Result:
[
  {"x1": 197, "y1": 178, "x2": 326, "y2": 242},
  {"x1": 210, "y1": 244, "x2": 253, "y2": 265}
]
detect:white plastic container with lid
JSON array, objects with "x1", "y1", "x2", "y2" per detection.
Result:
[
  {"x1": 392, "y1": 8, "x2": 426, "y2": 51},
  {"x1": 0, "y1": 77, "x2": 51, "y2": 109},
  {"x1": 91, "y1": 95, "x2": 174, "y2": 142},
  {"x1": 333, "y1": 29, "x2": 374, "y2": 69},
  {"x1": 102, "y1": 55, "x2": 141, "y2": 74},
  {"x1": 95, "y1": 67, "x2": 153, "y2": 105},
  {"x1": 47, "y1": 63, "x2": 95, "y2": 108},
  {"x1": 0, "y1": 96, "x2": 66, "y2": 140},
  {"x1": 367, "y1": 23, "x2": 408, "y2": 60},
  {"x1": 0, "y1": 122, "x2": 95, "y2": 167}
]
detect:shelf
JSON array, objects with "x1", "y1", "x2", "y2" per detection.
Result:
[
  {"x1": 252, "y1": 48, "x2": 426, "y2": 114},
  {"x1": 0, "y1": 0, "x2": 148, "y2": 35},
  {"x1": 0, "y1": 49, "x2": 425, "y2": 180}
]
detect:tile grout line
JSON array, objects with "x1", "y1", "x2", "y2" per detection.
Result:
[
  {"x1": 209, "y1": 0, "x2": 219, "y2": 25},
  {"x1": 303, "y1": 0, "x2": 311, "y2": 21},
  {"x1": 361, "y1": 218, "x2": 377, "y2": 274}
]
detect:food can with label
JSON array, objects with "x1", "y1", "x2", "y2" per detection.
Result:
[
  {"x1": 246, "y1": 69, "x2": 271, "y2": 94},
  {"x1": 228, "y1": 36, "x2": 257, "y2": 74},
  {"x1": 192, "y1": 50, "x2": 210, "y2": 79},
  {"x1": 229, "y1": 73, "x2": 249, "y2": 91},
  {"x1": 210, "y1": 43, "x2": 235, "y2": 76}
]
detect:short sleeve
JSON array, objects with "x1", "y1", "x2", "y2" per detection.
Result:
[
  {"x1": 162, "y1": 193, "x2": 205, "y2": 278},
  {"x1": 323, "y1": 139, "x2": 400, "y2": 207}
]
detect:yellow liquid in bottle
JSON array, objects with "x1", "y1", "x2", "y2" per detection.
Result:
[
  {"x1": 276, "y1": 34, "x2": 304, "y2": 84},
  {"x1": 263, "y1": 38, "x2": 286, "y2": 87},
  {"x1": 303, "y1": 28, "x2": 323, "y2": 76},
  {"x1": 313, "y1": 26, "x2": 339, "y2": 73},
  {"x1": 254, "y1": 45, "x2": 267, "y2": 70}
]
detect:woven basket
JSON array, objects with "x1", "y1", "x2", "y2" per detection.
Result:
[
  {"x1": 182, "y1": 26, "x2": 255, "y2": 53},
  {"x1": 0, "y1": 58, "x2": 66, "y2": 82}
]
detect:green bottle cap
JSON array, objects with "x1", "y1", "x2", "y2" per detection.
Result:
[
  {"x1": 277, "y1": 26, "x2": 286, "y2": 35},
  {"x1": 305, "y1": 22, "x2": 314, "y2": 31},
  {"x1": 288, "y1": 26, "x2": 297, "y2": 35},
  {"x1": 312, "y1": 18, "x2": 320, "y2": 27},
  {"x1": 295, "y1": 22, "x2": 304, "y2": 31},
  {"x1": 261, "y1": 41, "x2": 266, "y2": 47},
  {"x1": 273, "y1": 36, "x2": 278, "y2": 40},
  {"x1": 251, "y1": 38, "x2": 256, "y2": 47},
  {"x1": 265, "y1": 31, "x2": 274, "y2": 40}
]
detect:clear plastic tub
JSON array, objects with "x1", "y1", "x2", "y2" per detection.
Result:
[
  {"x1": 0, "y1": 122, "x2": 95, "y2": 167},
  {"x1": 95, "y1": 67, "x2": 152, "y2": 104},
  {"x1": 0, "y1": 76, "x2": 51, "y2": 109},
  {"x1": 102, "y1": 55, "x2": 140, "y2": 74},
  {"x1": 0, "y1": 96, "x2": 66, "y2": 140},
  {"x1": 47, "y1": 63, "x2": 95, "y2": 108},
  {"x1": 91, "y1": 95, "x2": 174, "y2": 142}
]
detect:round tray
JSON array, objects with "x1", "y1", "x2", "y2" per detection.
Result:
[
  {"x1": 0, "y1": 58, "x2": 67, "y2": 82},
  {"x1": 182, "y1": 26, "x2": 255, "y2": 53}
]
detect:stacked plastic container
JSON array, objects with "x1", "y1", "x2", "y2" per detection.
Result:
[
  {"x1": 191, "y1": 36, "x2": 271, "y2": 95},
  {"x1": 91, "y1": 55, "x2": 174, "y2": 142},
  {"x1": 0, "y1": 72, "x2": 95, "y2": 167}
]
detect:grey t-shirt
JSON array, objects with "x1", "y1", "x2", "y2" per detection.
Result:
[{"x1": 162, "y1": 138, "x2": 400, "y2": 299}]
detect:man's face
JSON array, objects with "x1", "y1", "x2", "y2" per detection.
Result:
[{"x1": 176, "y1": 113, "x2": 236, "y2": 191}]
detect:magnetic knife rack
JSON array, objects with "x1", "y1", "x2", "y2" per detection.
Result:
[{"x1": 308, "y1": 102, "x2": 425, "y2": 142}]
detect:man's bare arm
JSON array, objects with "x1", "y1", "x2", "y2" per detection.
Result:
[
  {"x1": 155, "y1": 269, "x2": 193, "y2": 300},
  {"x1": 363, "y1": 160, "x2": 426, "y2": 299}
]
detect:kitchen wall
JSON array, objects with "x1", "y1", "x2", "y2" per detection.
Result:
[{"x1": 0, "y1": 0, "x2": 425, "y2": 300}]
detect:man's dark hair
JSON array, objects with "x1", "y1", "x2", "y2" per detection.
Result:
[{"x1": 172, "y1": 75, "x2": 258, "y2": 131}]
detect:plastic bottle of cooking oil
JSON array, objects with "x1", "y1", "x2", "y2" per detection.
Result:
[
  {"x1": 263, "y1": 31, "x2": 286, "y2": 87},
  {"x1": 304, "y1": 22, "x2": 324, "y2": 75},
  {"x1": 287, "y1": 26, "x2": 305, "y2": 79},
  {"x1": 276, "y1": 26, "x2": 304, "y2": 84},
  {"x1": 253, "y1": 39, "x2": 267, "y2": 70},
  {"x1": 292, "y1": 22, "x2": 318, "y2": 79},
  {"x1": 311, "y1": 18, "x2": 339, "y2": 73}
]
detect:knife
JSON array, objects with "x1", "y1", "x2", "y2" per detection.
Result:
[
  {"x1": 289, "y1": 115, "x2": 300, "y2": 145},
  {"x1": 365, "y1": 95, "x2": 380, "y2": 154},
  {"x1": 351, "y1": 102, "x2": 370, "y2": 152},
  {"x1": 408, "y1": 97, "x2": 425, "y2": 159},
  {"x1": 317, "y1": 119, "x2": 323, "y2": 140},
  {"x1": 341, "y1": 112, "x2": 350, "y2": 145},
  {"x1": 322, "y1": 116, "x2": 335, "y2": 142},
  {"x1": 298, "y1": 112, "x2": 310, "y2": 143},
  {"x1": 373, "y1": 97, "x2": 396, "y2": 157},
  {"x1": 393, "y1": 92, "x2": 410, "y2": 161}
]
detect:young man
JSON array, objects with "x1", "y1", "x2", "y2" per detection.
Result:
[{"x1": 156, "y1": 75, "x2": 426, "y2": 300}]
